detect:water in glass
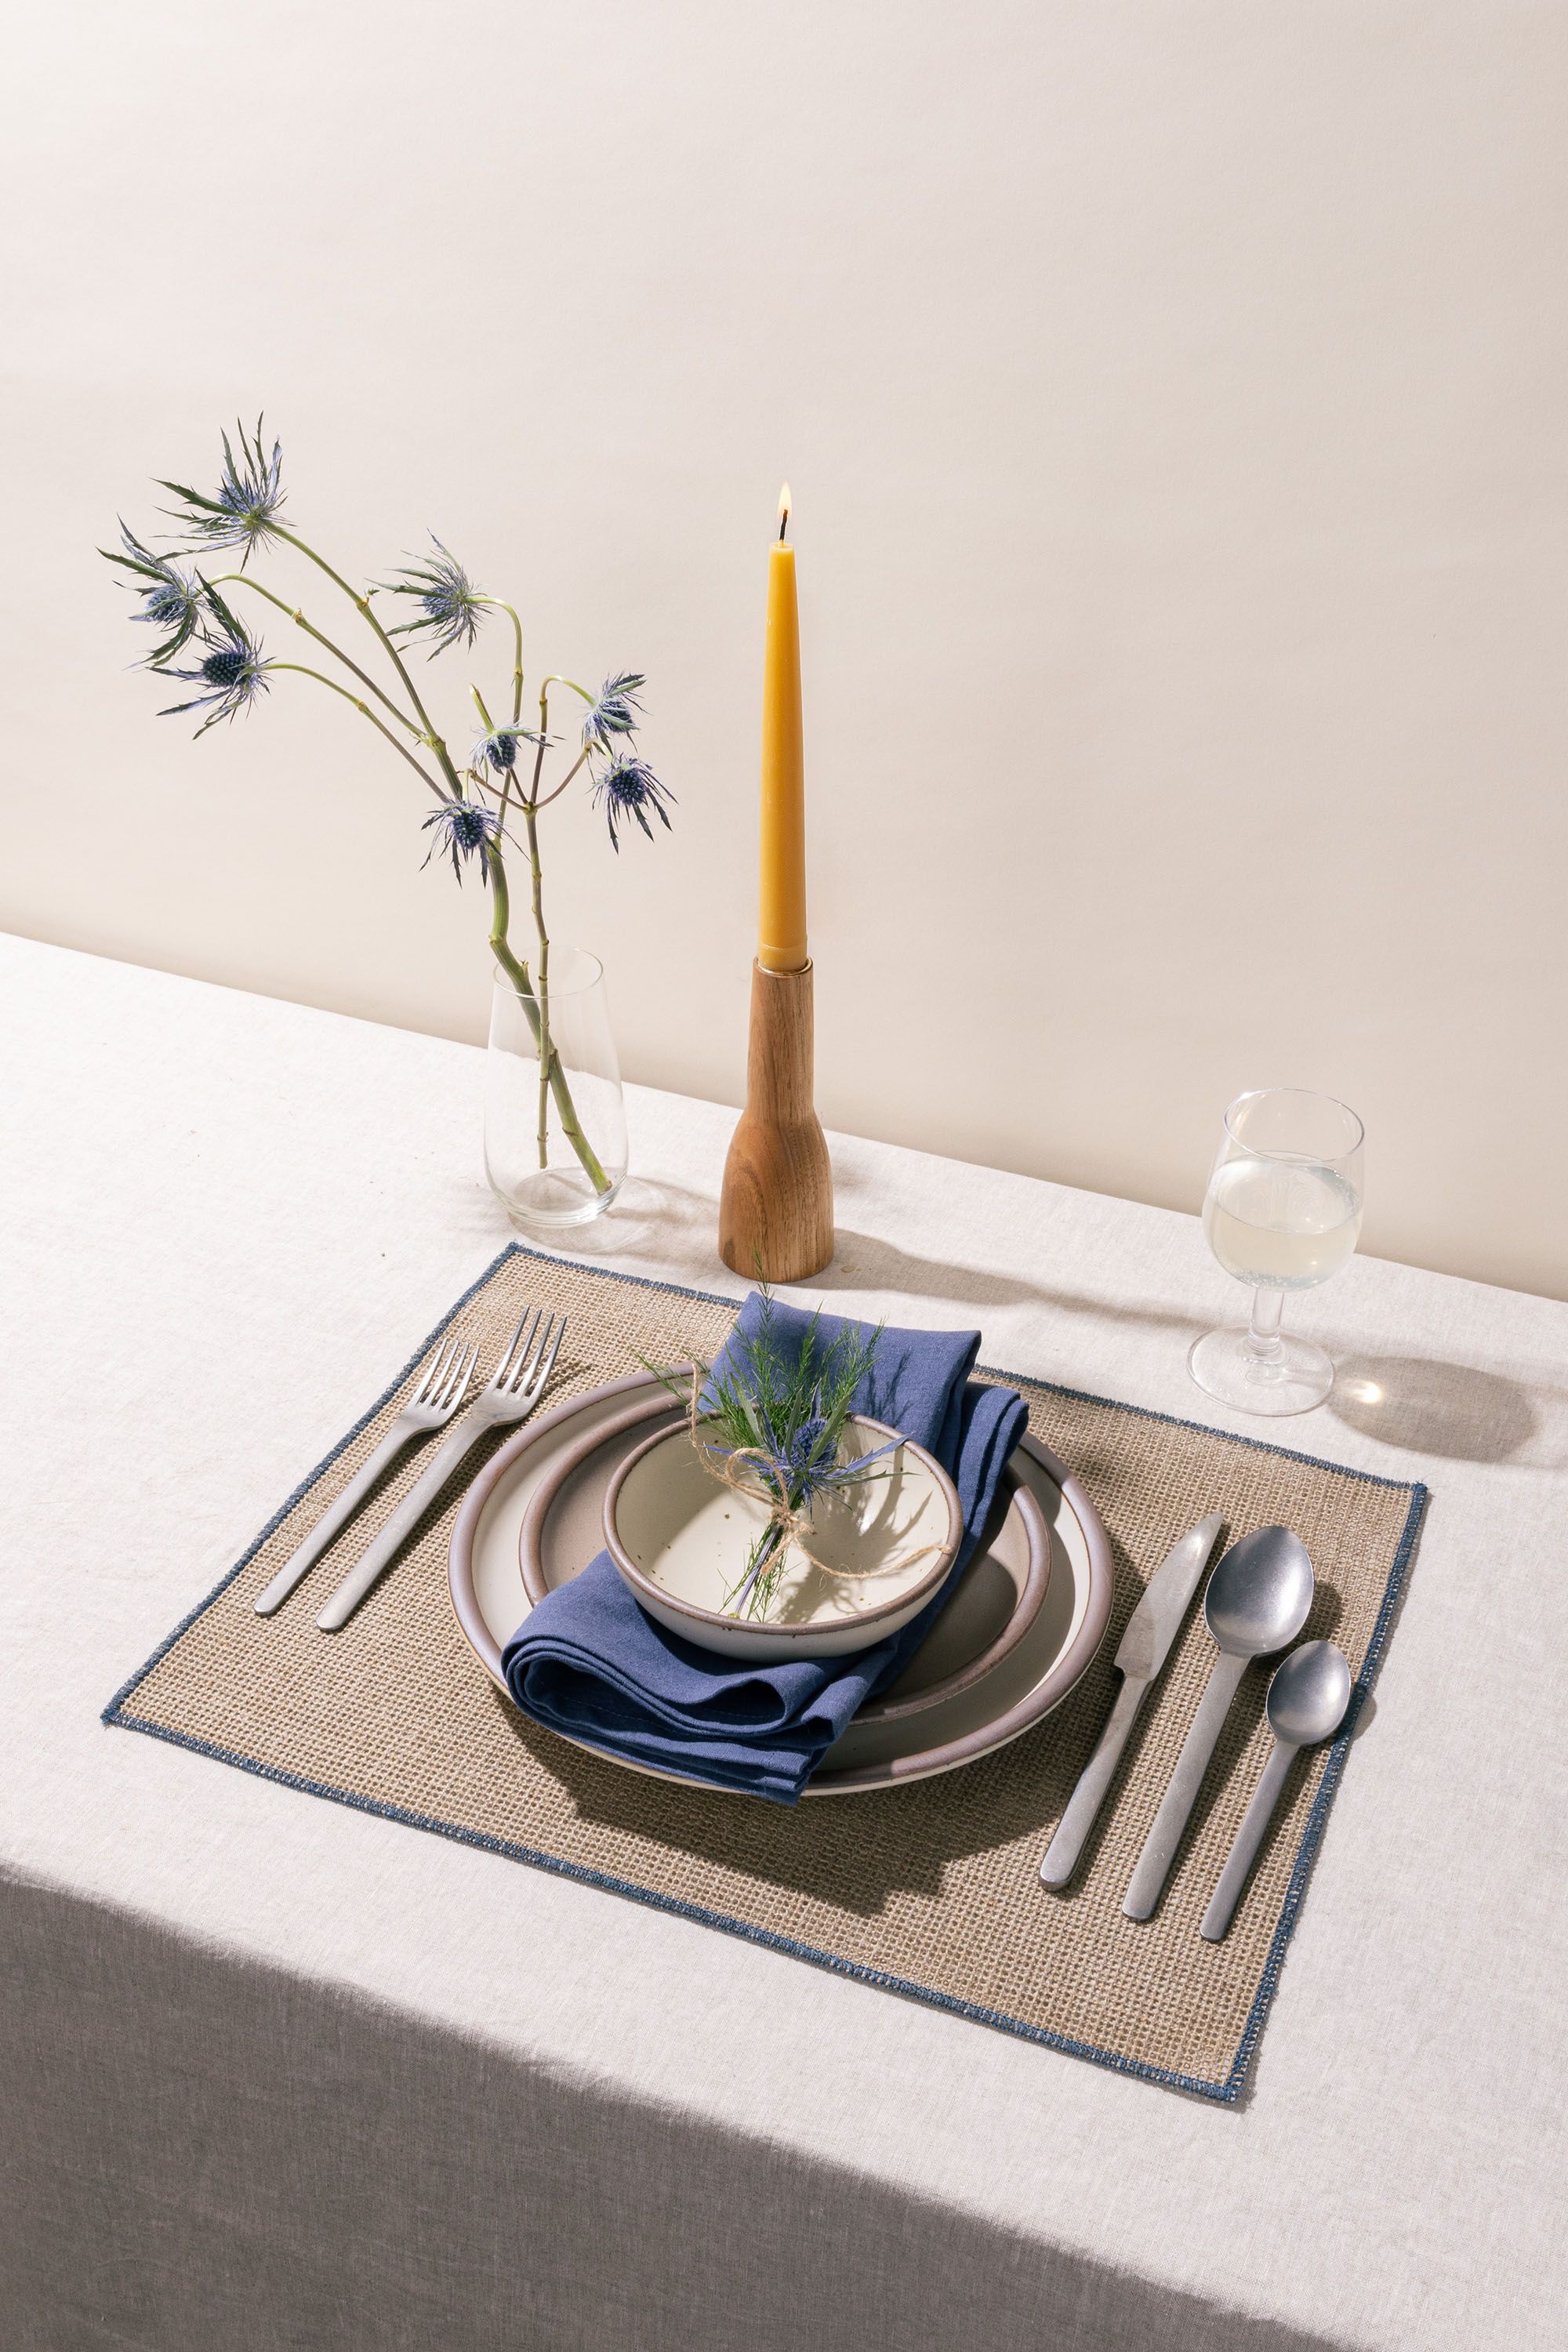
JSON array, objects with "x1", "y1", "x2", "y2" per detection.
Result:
[{"x1": 1189, "y1": 1088, "x2": 1365, "y2": 1417}]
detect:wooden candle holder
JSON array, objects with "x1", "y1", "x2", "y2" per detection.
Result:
[{"x1": 719, "y1": 959, "x2": 834, "y2": 1283}]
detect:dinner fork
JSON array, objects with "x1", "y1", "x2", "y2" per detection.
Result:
[
  {"x1": 315, "y1": 1308, "x2": 568, "y2": 1632},
  {"x1": 253, "y1": 1337, "x2": 479, "y2": 1617}
]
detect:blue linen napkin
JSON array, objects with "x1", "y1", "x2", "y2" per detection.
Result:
[{"x1": 502, "y1": 1294, "x2": 1027, "y2": 1804}]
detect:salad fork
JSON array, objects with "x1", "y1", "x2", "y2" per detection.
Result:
[
  {"x1": 253, "y1": 1336, "x2": 478, "y2": 1617},
  {"x1": 316, "y1": 1308, "x2": 568, "y2": 1632}
]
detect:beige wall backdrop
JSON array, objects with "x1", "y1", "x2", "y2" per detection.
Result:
[{"x1": 2, "y1": 2, "x2": 1565, "y2": 1298}]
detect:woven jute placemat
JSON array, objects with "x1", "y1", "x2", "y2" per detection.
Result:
[{"x1": 106, "y1": 1243, "x2": 1427, "y2": 2101}]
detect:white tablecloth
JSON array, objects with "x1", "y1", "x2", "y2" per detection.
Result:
[{"x1": 2, "y1": 933, "x2": 1564, "y2": 2351}]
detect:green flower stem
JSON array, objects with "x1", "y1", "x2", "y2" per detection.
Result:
[
  {"x1": 477, "y1": 677, "x2": 608, "y2": 1194},
  {"x1": 477, "y1": 601, "x2": 525, "y2": 726},
  {"x1": 470, "y1": 681, "x2": 517, "y2": 771},
  {"x1": 470, "y1": 680, "x2": 528, "y2": 841},
  {"x1": 524, "y1": 795, "x2": 551, "y2": 1170},
  {"x1": 207, "y1": 574, "x2": 421, "y2": 737},
  {"x1": 528, "y1": 684, "x2": 553, "y2": 800},
  {"x1": 279, "y1": 576, "x2": 608, "y2": 1198},
  {"x1": 486, "y1": 844, "x2": 612, "y2": 1196},
  {"x1": 270, "y1": 664, "x2": 445, "y2": 798},
  {"x1": 268, "y1": 523, "x2": 465, "y2": 796},
  {"x1": 532, "y1": 746, "x2": 591, "y2": 812},
  {"x1": 528, "y1": 673, "x2": 595, "y2": 805},
  {"x1": 542, "y1": 673, "x2": 594, "y2": 707},
  {"x1": 485, "y1": 842, "x2": 528, "y2": 993},
  {"x1": 729, "y1": 1518, "x2": 790, "y2": 1619},
  {"x1": 524, "y1": 682, "x2": 558, "y2": 1168}
]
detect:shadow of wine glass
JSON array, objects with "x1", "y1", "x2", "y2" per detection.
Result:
[{"x1": 1327, "y1": 1353, "x2": 1551, "y2": 1465}]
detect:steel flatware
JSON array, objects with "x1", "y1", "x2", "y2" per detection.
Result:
[
  {"x1": 1200, "y1": 1639, "x2": 1352, "y2": 1942},
  {"x1": 315, "y1": 1309, "x2": 567, "y2": 1633},
  {"x1": 1040, "y1": 1511, "x2": 1224, "y2": 1889},
  {"x1": 253, "y1": 1337, "x2": 479, "y2": 1617},
  {"x1": 1122, "y1": 1524, "x2": 1313, "y2": 1922}
]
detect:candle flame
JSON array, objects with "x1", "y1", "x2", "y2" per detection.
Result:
[{"x1": 777, "y1": 482, "x2": 791, "y2": 541}]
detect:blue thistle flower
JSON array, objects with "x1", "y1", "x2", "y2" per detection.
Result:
[
  {"x1": 581, "y1": 671, "x2": 645, "y2": 754},
  {"x1": 776, "y1": 1415, "x2": 831, "y2": 1474},
  {"x1": 472, "y1": 723, "x2": 546, "y2": 775},
  {"x1": 591, "y1": 753, "x2": 675, "y2": 851},
  {"x1": 421, "y1": 795, "x2": 502, "y2": 883},
  {"x1": 158, "y1": 417, "x2": 285, "y2": 566},
  {"x1": 100, "y1": 522, "x2": 208, "y2": 664},
  {"x1": 381, "y1": 536, "x2": 486, "y2": 656},
  {"x1": 157, "y1": 583, "x2": 273, "y2": 735}
]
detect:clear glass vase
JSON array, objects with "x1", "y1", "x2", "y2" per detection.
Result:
[{"x1": 484, "y1": 948, "x2": 627, "y2": 1229}]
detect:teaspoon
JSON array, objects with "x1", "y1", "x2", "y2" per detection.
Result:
[
  {"x1": 1122, "y1": 1525, "x2": 1313, "y2": 1921},
  {"x1": 1199, "y1": 1639, "x2": 1352, "y2": 1941}
]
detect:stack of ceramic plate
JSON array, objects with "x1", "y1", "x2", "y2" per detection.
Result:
[{"x1": 448, "y1": 1373, "x2": 1114, "y2": 1796}]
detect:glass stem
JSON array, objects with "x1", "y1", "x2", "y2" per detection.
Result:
[{"x1": 1245, "y1": 1286, "x2": 1286, "y2": 1370}]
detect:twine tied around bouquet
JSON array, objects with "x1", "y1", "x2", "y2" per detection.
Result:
[{"x1": 681, "y1": 1378, "x2": 943, "y2": 1606}]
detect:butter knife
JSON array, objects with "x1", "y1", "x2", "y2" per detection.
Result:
[{"x1": 1039, "y1": 1511, "x2": 1224, "y2": 1889}]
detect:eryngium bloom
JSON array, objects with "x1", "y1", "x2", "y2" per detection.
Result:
[
  {"x1": 581, "y1": 671, "x2": 645, "y2": 754},
  {"x1": 101, "y1": 523, "x2": 207, "y2": 664},
  {"x1": 158, "y1": 587, "x2": 272, "y2": 735},
  {"x1": 159, "y1": 418, "x2": 285, "y2": 565},
  {"x1": 382, "y1": 537, "x2": 486, "y2": 655},
  {"x1": 592, "y1": 753, "x2": 674, "y2": 851},
  {"x1": 421, "y1": 795, "x2": 503, "y2": 883},
  {"x1": 472, "y1": 724, "x2": 546, "y2": 775}
]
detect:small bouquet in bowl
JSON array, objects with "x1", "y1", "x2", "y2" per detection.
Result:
[{"x1": 603, "y1": 1298, "x2": 962, "y2": 1664}]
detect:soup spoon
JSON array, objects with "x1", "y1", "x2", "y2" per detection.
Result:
[
  {"x1": 1199, "y1": 1639, "x2": 1352, "y2": 1942},
  {"x1": 1122, "y1": 1525, "x2": 1313, "y2": 1921}
]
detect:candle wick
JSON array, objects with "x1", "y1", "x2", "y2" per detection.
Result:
[{"x1": 778, "y1": 510, "x2": 789, "y2": 543}]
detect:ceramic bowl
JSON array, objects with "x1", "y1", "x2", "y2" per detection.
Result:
[{"x1": 601, "y1": 1412, "x2": 962, "y2": 1663}]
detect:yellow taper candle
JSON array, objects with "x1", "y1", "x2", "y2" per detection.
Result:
[{"x1": 757, "y1": 484, "x2": 807, "y2": 972}]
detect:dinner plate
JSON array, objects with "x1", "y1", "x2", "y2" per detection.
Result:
[{"x1": 448, "y1": 1373, "x2": 1115, "y2": 1795}]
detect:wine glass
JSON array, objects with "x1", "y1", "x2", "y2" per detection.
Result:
[{"x1": 1188, "y1": 1088, "x2": 1365, "y2": 1417}]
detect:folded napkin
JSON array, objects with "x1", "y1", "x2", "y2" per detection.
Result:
[{"x1": 502, "y1": 1294, "x2": 1026, "y2": 1804}]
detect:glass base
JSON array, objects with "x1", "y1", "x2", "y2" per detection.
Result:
[
  {"x1": 498, "y1": 1166, "x2": 624, "y2": 1231},
  {"x1": 1187, "y1": 1325, "x2": 1335, "y2": 1417}
]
